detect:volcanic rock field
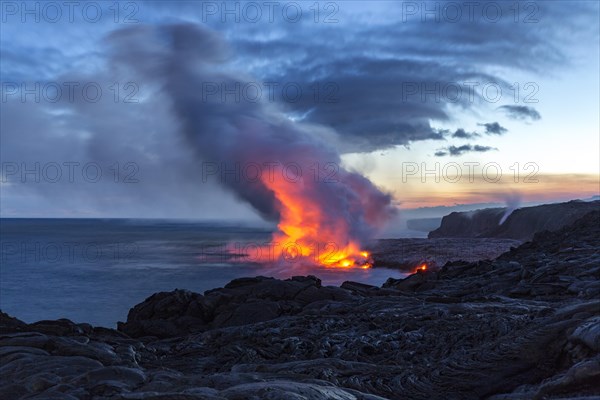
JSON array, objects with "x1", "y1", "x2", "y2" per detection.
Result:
[{"x1": 1, "y1": 211, "x2": 599, "y2": 399}]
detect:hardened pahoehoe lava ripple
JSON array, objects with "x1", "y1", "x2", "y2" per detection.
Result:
[{"x1": 1, "y1": 211, "x2": 599, "y2": 399}]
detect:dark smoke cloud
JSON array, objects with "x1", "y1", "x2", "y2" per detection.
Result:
[
  {"x1": 498, "y1": 105, "x2": 542, "y2": 121},
  {"x1": 479, "y1": 122, "x2": 508, "y2": 135},
  {"x1": 106, "y1": 23, "x2": 396, "y2": 243}
]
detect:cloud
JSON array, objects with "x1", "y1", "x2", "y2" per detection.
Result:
[
  {"x1": 473, "y1": 145, "x2": 495, "y2": 152},
  {"x1": 435, "y1": 144, "x2": 497, "y2": 157},
  {"x1": 1, "y1": 0, "x2": 598, "y2": 217},
  {"x1": 478, "y1": 122, "x2": 508, "y2": 135},
  {"x1": 222, "y1": 1, "x2": 595, "y2": 151},
  {"x1": 498, "y1": 105, "x2": 542, "y2": 121},
  {"x1": 2, "y1": 1, "x2": 592, "y2": 156},
  {"x1": 451, "y1": 129, "x2": 480, "y2": 139},
  {"x1": 262, "y1": 56, "x2": 487, "y2": 152}
]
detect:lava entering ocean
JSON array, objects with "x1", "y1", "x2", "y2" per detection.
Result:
[
  {"x1": 246, "y1": 164, "x2": 381, "y2": 269},
  {"x1": 107, "y1": 23, "x2": 397, "y2": 268}
]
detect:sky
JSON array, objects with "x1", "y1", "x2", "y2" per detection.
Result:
[{"x1": 1, "y1": 0, "x2": 599, "y2": 221}]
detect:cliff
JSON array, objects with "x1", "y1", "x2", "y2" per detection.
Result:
[{"x1": 428, "y1": 199, "x2": 599, "y2": 240}]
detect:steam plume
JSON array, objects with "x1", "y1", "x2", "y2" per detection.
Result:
[
  {"x1": 499, "y1": 193, "x2": 521, "y2": 225},
  {"x1": 106, "y1": 24, "x2": 396, "y2": 262}
]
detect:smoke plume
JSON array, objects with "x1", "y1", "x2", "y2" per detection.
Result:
[{"x1": 106, "y1": 24, "x2": 396, "y2": 263}]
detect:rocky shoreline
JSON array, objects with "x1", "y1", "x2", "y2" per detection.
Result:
[
  {"x1": 371, "y1": 237, "x2": 521, "y2": 271},
  {"x1": 1, "y1": 211, "x2": 599, "y2": 399}
]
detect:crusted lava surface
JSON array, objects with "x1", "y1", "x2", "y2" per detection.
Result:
[{"x1": 2, "y1": 211, "x2": 599, "y2": 399}]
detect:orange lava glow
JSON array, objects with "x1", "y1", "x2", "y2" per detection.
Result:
[
  {"x1": 254, "y1": 169, "x2": 373, "y2": 269},
  {"x1": 414, "y1": 263, "x2": 428, "y2": 273}
]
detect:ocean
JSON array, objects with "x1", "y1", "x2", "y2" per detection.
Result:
[{"x1": 0, "y1": 218, "x2": 404, "y2": 327}]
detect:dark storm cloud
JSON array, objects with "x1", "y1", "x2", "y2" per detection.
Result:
[
  {"x1": 451, "y1": 129, "x2": 480, "y2": 139},
  {"x1": 273, "y1": 57, "x2": 497, "y2": 152},
  {"x1": 435, "y1": 144, "x2": 497, "y2": 157},
  {"x1": 245, "y1": 51, "x2": 506, "y2": 151},
  {"x1": 479, "y1": 122, "x2": 508, "y2": 135},
  {"x1": 498, "y1": 105, "x2": 542, "y2": 121},
  {"x1": 224, "y1": 0, "x2": 594, "y2": 150},
  {"x1": 3, "y1": 0, "x2": 593, "y2": 156}
]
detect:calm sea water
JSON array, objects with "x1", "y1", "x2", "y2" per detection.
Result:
[{"x1": 0, "y1": 218, "x2": 403, "y2": 327}]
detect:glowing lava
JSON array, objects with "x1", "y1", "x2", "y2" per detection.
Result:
[
  {"x1": 414, "y1": 263, "x2": 428, "y2": 273},
  {"x1": 253, "y1": 167, "x2": 375, "y2": 269}
]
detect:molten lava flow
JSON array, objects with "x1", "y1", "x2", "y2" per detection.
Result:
[
  {"x1": 256, "y1": 167, "x2": 373, "y2": 269},
  {"x1": 414, "y1": 263, "x2": 428, "y2": 273}
]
